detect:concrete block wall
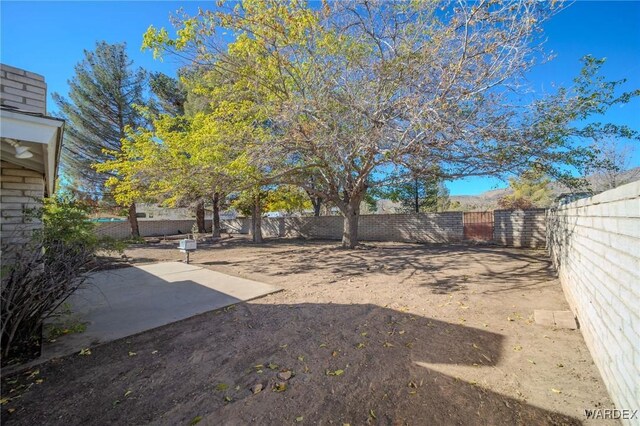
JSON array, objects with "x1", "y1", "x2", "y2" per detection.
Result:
[
  {"x1": 359, "y1": 212, "x2": 463, "y2": 243},
  {"x1": 0, "y1": 161, "x2": 45, "y2": 244},
  {"x1": 494, "y1": 209, "x2": 546, "y2": 248},
  {"x1": 222, "y1": 212, "x2": 464, "y2": 243},
  {"x1": 547, "y1": 181, "x2": 640, "y2": 420},
  {"x1": 1, "y1": 64, "x2": 47, "y2": 114},
  {"x1": 95, "y1": 210, "x2": 545, "y2": 247},
  {"x1": 95, "y1": 219, "x2": 213, "y2": 239}
]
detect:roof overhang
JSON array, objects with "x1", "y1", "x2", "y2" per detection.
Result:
[{"x1": 0, "y1": 108, "x2": 64, "y2": 196}]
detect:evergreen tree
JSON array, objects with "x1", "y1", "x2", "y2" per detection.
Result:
[
  {"x1": 53, "y1": 41, "x2": 147, "y2": 236},
  {"x1": 386, "y1": 176, "x2": 450, "y2": 213},
  {"x1": 498, "y1": 169, "x2": 553, "y2": 209},
  {"x1": 149, "y1": 72, "x2": 187, "y2": 117}
]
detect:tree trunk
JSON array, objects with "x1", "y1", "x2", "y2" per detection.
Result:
[
  {"x1": 212, "y1": 192, "x2": 221, "y2": 238},
  {"x1": 341, "y1": 199, "x2": 361, "y2": 249},
  {"x1": 196, "y1": 200, "x2": 206, "y2": 233},
  {"x1": 312, "y1": 196, "x2": 322, "y2": 217},
  {"x1": 251, "y1": 193, "x2": 263, "y2": 243},
  {"x1": 128, "y1": 203, "x2": 140, "y2": 237},
  {"x1": 414, "y1": 178, "x2": 419, "y2": 213}
]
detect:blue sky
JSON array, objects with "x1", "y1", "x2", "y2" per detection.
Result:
[{"x1": 2, "y1": 1, "x2": 639, "y2": 195}]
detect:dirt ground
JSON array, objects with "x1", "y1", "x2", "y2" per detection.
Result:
[{"x1": 1, "y1": 237, "x2": 616, "y2": 425}]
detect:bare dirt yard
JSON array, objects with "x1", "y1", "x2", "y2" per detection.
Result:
[{"x1": 2, "y1": 237, "x2": 615, "y2": 425}]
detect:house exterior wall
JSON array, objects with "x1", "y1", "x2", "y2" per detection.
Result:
[
  {"x1": 1, "y1": 64, "x2": 47, "y2": 114},
  {"x1": 547, "y1": 181, "x2": 640, "y2": 422},
  {"x1": 0, "y1": 161, "x2": 45, "y2": 244}
]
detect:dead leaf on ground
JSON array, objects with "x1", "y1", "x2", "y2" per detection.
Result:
[
  {"x1": 189, "y1": 415, "x2": 202, "y2": 425},
  {"x1": 277, "y1": 370, "x2": 292, "y2": 381},
  {"x1": 79, "y1": 348, "x2": 91, "y2": 356},
  {"x1": 273, "y1": 382, "x2": 287, "y2": 392}
]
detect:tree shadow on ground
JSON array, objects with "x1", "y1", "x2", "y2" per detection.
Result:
[
  {"x1": 206, "y1": 238, "x2": 557, "y2": 295},
  {"x1": 2, "y1": 302, "x2": 580, "y2": 425}
]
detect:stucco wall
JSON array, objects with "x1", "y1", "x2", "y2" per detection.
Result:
[{"x1": 547, "y1": 181, "x2": 640, "y2": 420}]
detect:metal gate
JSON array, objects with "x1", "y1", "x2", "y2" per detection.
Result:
[{"x1": 463, "y1": 211, "x2": 494, "y2": 241}]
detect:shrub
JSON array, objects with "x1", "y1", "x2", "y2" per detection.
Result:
[
  {"x1": 1, "y1": 239, "x2": 93, "y2": 362},
  {"x1": 1, "y1": 195, "x2": 114, "y2": 364}
]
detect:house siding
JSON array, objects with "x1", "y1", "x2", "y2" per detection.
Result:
[
  {"x1": 1, "y1": 161, "x2": 45, "y2": 244},
  {"x1": 1, "y1": 64, "x2": 47, "y2": 114}
]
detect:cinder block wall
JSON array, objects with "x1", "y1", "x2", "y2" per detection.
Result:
[
  {"x1": 95, "y1": 210, "x2": 551, "y2": 247},
  {"x1": 1, "y1": 64, "x2": 47, "y2": 114},
  {"x1": 0, "y1": 161, "x2": 45, "y2": 244},
  {"x1": 547, "y1": 181, "x2": 639, "y2": 418},
  {"x1": 221, "y1": 212, "x2": 464, "y2": 243},
  {"x1": 95, "y1": 219, "x2": 213, "y2": 239},
  {"x1": 494, "y1": 209, "x2": 546, "y2": 248}
]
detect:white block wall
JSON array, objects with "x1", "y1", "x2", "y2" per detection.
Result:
[
  {"x1": 1, "y1": 63, "x2": 47, "y2": 114},
  {"x1": 494, "y1": 209, "x2": 546, "y2": 248},
  {"x1": 0, "y1": 161, "x2": 45, "y2": 244},
  {"x1": 547, "y1": 181, "x2": 640, "y2": 421}
]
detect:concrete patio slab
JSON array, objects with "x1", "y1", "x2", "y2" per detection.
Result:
[
  {"x1": 534, "y1": 309, "x2": 578, "y2": 329},
  {"x1": 43, "y1": 262, "x2": 281, "y2": 360},
  {"x1": 553, "y1": 310, "x2": 578, "y2": 330},
  {"x1": 533, "y1": 309, "x2": 555, "y2": 327}
]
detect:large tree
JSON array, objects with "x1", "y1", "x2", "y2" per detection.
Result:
[
  {"x1": 145, "y1": 0, "x2": 638, "y2": 248},
  {"x1": 54, "y1": 41, "x2": 147, "y2": 236}
]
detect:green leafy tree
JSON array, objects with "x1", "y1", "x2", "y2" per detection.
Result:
[
  {"x1": 144, "y1": 1, "x2": 639, "y2": 248},
  {"x1": 265, "y1": 185, "x2": 312, "y2": 215},
  {"x1": 53, "y1": 41, "x2": 147, "y2": 236}
]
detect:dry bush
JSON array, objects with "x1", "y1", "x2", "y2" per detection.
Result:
[{"x1": 1, "y1": 238, "x2": 94, "y2": 362}]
